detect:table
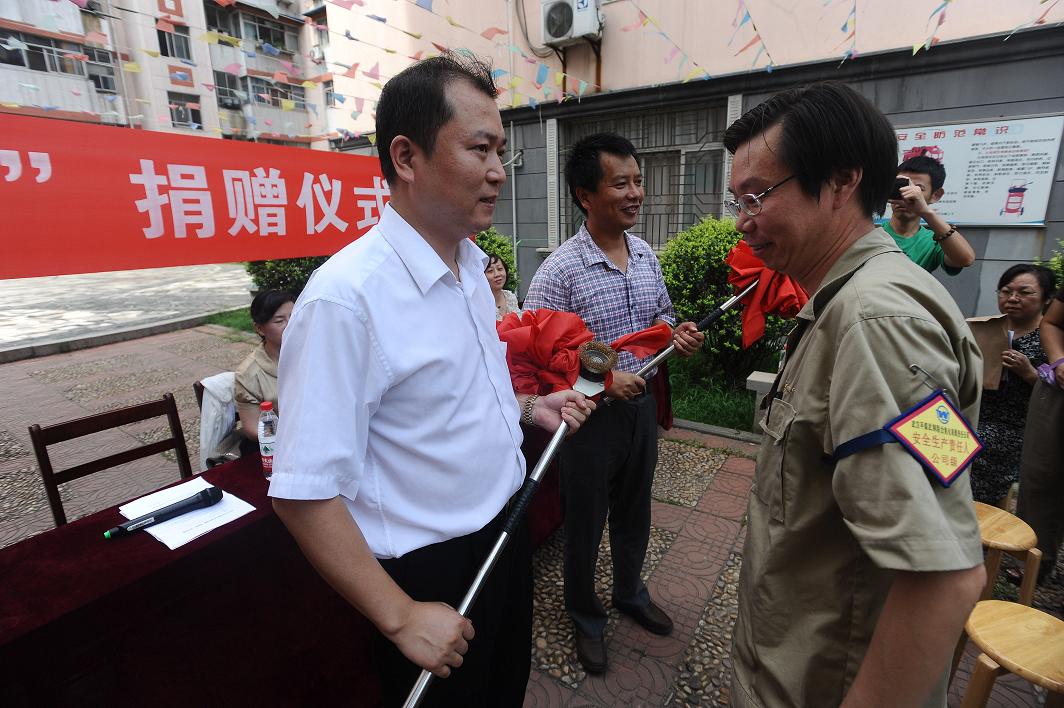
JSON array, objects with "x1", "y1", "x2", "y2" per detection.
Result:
[{"x1": 0, "y1": 454, "x2": 380, "y2": 707}]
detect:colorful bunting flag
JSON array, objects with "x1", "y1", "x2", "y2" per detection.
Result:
[
  {"x1": 622, "y1": 11, "x2": 649, "y2": 31},
  {"x1": 122, "y1": 61, "x2": 142, "y2": 73},
  {"x1": 481, "y1": 27, "x2": 507, "y2": 40},
  {"x1": 535, "y1": 63, "x2": 548, "y2": 87}
]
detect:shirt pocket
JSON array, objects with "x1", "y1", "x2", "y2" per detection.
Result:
[{"x1": 755, "y1": 397, "x2": 796, "y2": 523}]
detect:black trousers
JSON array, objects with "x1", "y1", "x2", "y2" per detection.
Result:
[
  {"x1": 373, "y1": 508, "x2": 532, "y2": 708},
  {"x1": 559, "y1": 388, "x2": 657, "y2": 637}
]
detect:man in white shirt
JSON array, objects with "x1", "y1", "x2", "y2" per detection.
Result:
[{"x1": 268, "y1": 54, "x2": 594, "y2": 707}]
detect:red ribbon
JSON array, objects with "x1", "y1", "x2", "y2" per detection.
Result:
[
  {"x1": 726, "y1": 240, "x2": 809, "y2": 349},
  {"x1": 497, "y1": 309, "x2": 673, "y2": 395}
]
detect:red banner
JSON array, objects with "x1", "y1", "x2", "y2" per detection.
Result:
[{"x1": 0, "y1": 114, "x2": 387, "y2": 279}]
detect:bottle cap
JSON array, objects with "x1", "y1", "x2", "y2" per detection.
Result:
[{"x1": 260, "y1": 401, "x2": 273, "y2": 411}]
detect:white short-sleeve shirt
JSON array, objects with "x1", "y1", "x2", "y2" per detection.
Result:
[{"x1": 268, "y1": 204, "x2": 525, "y2": 559}]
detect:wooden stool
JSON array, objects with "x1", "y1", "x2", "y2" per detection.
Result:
[
  {"x1": 960, "y1": 600, "x2": 1064, "y2": 708},
  {"x1": 952, "y1": 502, "x2": 1042, "y2": 681},
  {"x1": 974, "y1": 501, "x2": 1041, "y2": 605}
]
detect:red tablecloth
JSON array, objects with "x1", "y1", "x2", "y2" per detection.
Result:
[{"x1": 0, "y1": 455, "x2": 379, "y2": 707}]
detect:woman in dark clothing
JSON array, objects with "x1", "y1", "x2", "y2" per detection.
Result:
[{"x1": 971, "y1": 264, "x2": 1057, "y2": 506}]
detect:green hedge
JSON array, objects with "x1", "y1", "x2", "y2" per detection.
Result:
[
  {"x1": 245, "y1": 256, "x2": 328, "y2": 295},
  {"x1": 245, "y1": 227, "x2": 519, "y2": 296},
  {"x1": 659, "y1": 216, "x2": 790, "y2": 389},
  {"x1": 475, "y1": 226, "x2": 519, "y2": 292}
]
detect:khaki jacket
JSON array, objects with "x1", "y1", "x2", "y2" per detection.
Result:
[{"x1": 732, "y1": 228, "x2": 983, "y2": 708}]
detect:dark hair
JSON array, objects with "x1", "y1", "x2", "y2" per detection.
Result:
[
  {"x1": 564, "y1": 132, "x2": 639, "y2": 216},
  {"x1": 897, "y1": 152, "x2": 946, "y2": 192},
  {"x1": 485, "y1": 253, "x2": 507, "y2": 276},
  {"x1": 250, "y1": 289, "x2": 296, "y2": 326},
  {"x1": 375, "y1": 52, "x2": 498, "y2": 183},
  {"x1": 996, "y1": 263, "x2": 1057, "y2": 302},
  {"x1": 723, "y1": 81, "x2": 898, "y2": 217}
]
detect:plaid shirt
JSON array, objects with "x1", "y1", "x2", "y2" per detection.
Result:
[{"x1": 524, "y1": 224, "x2": 676, "y2": 375}]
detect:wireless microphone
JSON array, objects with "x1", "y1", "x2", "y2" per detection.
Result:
[{"x1": 104, "y1": 487, "x2": 224, "y2": 539}]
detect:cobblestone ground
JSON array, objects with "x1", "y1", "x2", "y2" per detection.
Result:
[{"x1": 0, "y1": 328, "x2": 1059, "y2": 707}]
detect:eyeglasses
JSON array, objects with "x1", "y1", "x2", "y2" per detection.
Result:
[
  {"x1": 724, "y1": 175, "x2": 795, "y2": 218},
  {"x1": 998, "y1": 287, "x2": 1041, "y2": 299}
]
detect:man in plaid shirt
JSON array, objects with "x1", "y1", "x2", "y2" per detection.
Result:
[{"x1": 523, "y1": 132, "x2": 704, "y2": 674}]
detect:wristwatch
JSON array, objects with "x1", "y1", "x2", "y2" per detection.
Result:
[
  {"x1": 932, "y1": 226, "x2": 957, "y2": 243},
  {"x1": 521, "y1": 394, "x2": 539, "y2": 426}
]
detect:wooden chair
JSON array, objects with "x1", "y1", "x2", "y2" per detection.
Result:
[
  {"x1": 193, "y1": 381, "x2": 205, "y2": 409},
  {"x1": 28, "y1": 393, "x2": 193, "y2": 526},
  {"x1": 959, "y1": 600, "x2": 1064, "y2": 708}
]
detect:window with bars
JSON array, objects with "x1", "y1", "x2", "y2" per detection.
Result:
[
  {"x1": 560, "y1": 102, "x2": 728, "y2": 249},
  {"x1": 158, "y1": 25, "x2": 191, "y2": 60},
  {"x1": 214, "y1": 70, "x2": 244, "y2": 109},
  {"x1": 241, "y1": 15, "x2": 299, "y2": 53},
  {"x1": 85, "y1": 47, "x2": 116, "y2": 93},
  {"x1": 323, "y1": 79, "x2": 335, "y2": 107},
  {"x1": 204, "y1": 2, "x2": 240, "y2": 37},
  {"x1": 168, "y1": 92, "x2": 202, "y2": 129},
  {"x1": 248, "y1": 76, "x2": 306, "y2": 109},
  {"x1": 0, "y1": 30, "x2": 87, "y2": 77}
]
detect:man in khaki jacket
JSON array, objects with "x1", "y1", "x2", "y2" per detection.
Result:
[{"x1": 723, "y1": 82, "x2": 986, "y2": 707}]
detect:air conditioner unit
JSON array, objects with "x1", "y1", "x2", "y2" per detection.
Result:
[
  {"x1": 85, "y1": 0, "x2": 103, "y2": 11},
  {"x1": 309, "y1": 45, "x2": 325, "y2": 63},
  {"x1": 542, "y1": 0, "x2": 603, "y2": 47}
]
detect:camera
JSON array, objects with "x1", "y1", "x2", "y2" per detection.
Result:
[{"x1": 889, "y1": 177, "x2": 910, "y2": 200}]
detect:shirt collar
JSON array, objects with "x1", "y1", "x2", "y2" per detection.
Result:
[
  {"x1": 253, "y1": 342, "x2": 278, "y2": 377},
  {"x1": 377, "y1": 204, "x2": 488, "y2": 296},
  {"x1": 797, "y1": 227, "x2": 901, "y2": 321},
  {"x1": 576, "y1": 222, "x2": 640, "y2": 269}
]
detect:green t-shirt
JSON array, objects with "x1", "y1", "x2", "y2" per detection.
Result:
[{"x1": 883, "y1": 223, "x2": 962, "y2": 276}]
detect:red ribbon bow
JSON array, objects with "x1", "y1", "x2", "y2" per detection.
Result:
[
  {"x1": 726, "y1": 240, "x2": 809, "y2": 349},
  {"x1": 497, "y1": 309, "x2": 673, "y2": 395}
]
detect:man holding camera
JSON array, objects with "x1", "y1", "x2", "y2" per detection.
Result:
[{"x1": 885, "y1": 153, "x2": 975, "y2": 274}]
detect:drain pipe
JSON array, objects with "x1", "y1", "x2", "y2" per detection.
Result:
[
  {"x1": 509, "y1": 121, "x2": 519, "y2": 284},
  {"x1": 506, "y1": 0, "x2": 519, "y2": 288}
]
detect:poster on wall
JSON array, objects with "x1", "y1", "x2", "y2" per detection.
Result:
[{"x1": 888, "y1": 114, "x2": 1064, "y2": 227}]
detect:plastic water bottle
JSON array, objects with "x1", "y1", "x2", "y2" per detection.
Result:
[{"x1": 257, "y1": 401, "x2": 278, "y2": 480}]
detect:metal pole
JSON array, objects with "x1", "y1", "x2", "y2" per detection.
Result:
[
  {"x1": 404, "y1": 421, "x2": 569, "y2": 708},
  {"x1": 633, "y1": 279, "x2": 759, "y2": 380}
]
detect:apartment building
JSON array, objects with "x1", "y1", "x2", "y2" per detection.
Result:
[
  {"x1": 1, "y1": 0, "x2": 331, "y2": 147},
  {"x1": 0, "y1": 0, "x2": 126, "y2": 125}
]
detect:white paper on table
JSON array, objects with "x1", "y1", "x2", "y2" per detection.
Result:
[{"x1": 118, "y1": 477, "x2": 255, "y2": 550}]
